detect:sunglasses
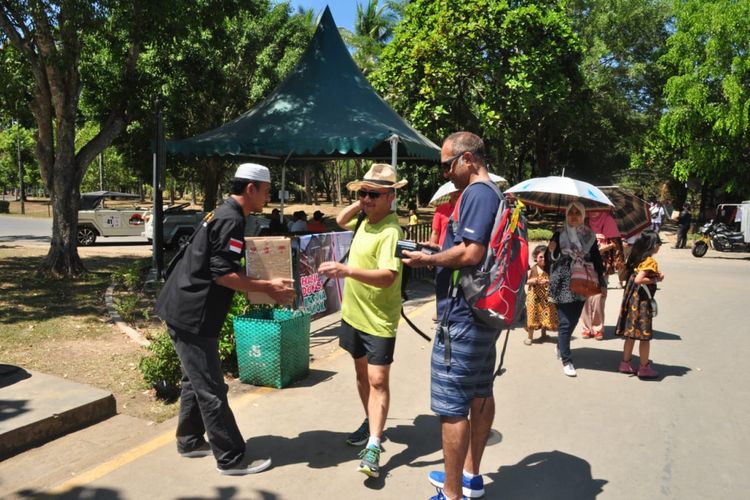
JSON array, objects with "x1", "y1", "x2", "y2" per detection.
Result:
[
  {"x1": 358, "y1": 189, "x2": 390, "y2": 199},
  {"x1": 440, "y1": 151, "x2": 466, "y2": 171}
]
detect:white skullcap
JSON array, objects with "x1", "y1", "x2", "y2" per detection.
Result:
[{"x1": 234, "y1": 163, "x2": 270, "y2": 183}]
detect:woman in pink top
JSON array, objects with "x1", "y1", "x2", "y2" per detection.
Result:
[{"x1": 580, "y1": 210, "x2": 622, "y2": 340}]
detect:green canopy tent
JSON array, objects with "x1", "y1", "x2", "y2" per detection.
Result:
[{"x1": 166, "y1": 6, "x2": 440, "y2": 215}]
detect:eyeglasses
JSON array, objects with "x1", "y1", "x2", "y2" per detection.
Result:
[
  {"x1": 358, "y1": 189, "x2": 389, "y2": 199},
  {"x1": 440, "y1": 151, "x2": 466, "y2": 171}
]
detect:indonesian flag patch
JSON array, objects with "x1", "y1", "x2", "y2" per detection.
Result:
[{"x1": 228, "y1": 238, "x2": 243, "y2": 254}]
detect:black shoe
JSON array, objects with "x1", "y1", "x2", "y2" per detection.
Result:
[
  {"x1": 217, "y1": 456, "x2": 272, "y2": 475},
  {"x1": 179, "y1": 442, "x2": 212, "y2": 458}
]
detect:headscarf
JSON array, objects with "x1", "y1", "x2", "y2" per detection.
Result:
[
  {"x1": 560, "y1": 201, "x2": 595, "y2": 255},
  {"x1": 587, "y1": 210, "x2": 620, "y2": 239}
]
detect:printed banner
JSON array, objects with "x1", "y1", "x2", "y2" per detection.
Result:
[{"x1": 297, "y1": 231, "x2": 353, "y2": 320}]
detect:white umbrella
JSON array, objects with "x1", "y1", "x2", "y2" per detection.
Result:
[
  {"x1": 429, "y1": 173, "x2": 507, "y2": 206},
  {"x1": 505, "y1": 176, "x2": 614, "y2": 211}
]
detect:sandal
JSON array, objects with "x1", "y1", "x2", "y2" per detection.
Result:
[
  {"x1": 594, "y1": 331, "x2": 604, "y2": 341},
  {"x1": 581, "y1": 330, "x2": 592, "y2": 339}
]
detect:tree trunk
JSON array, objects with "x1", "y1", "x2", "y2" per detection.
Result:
[
  {"x1": 40, "y1": 153, "x2": 86, "y2": 278},
  {"x1": 203, "y1": 158, "x2": 222, "y2": 212},
  {"x1": 535, "y1": 123, "x2": 551, "y2": 177},
  {"x1": 334, "y1": 162, "x2": 342, "y2": 207},
  {"x1": 304, "y1": 165, "x2": 312, "y2": 204}
]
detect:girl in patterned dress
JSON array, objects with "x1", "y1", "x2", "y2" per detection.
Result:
[
  {"x1": 615, "y1": 230, "x2": 664, "y2": 379},
  {"x1": 525, "y1": 245, "x2": 558, "y2": 345}
]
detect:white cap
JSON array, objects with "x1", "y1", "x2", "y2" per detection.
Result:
[{"x1": 234, "y1": 163, "x2": 270, "y2": 183}]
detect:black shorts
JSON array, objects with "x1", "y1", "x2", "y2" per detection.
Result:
[{"x1": 339, "y1": 320, "x2": 396, "y2": 365}]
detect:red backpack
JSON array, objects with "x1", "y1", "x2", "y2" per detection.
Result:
[{"x1": 451, "y1": 181, "x2": 529, "y2": 329}]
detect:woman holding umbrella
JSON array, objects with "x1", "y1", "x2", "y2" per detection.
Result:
[
  {"x1": 544, "y1": 202, "x2": 607, "y2": 377},
  {"x1": 506, "y1": 176, "x2": 612, "y2": 376}
]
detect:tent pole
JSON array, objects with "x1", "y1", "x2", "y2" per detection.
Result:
[
  {"x1": 389, "y1": 134, "x2": 399, "y2": 212},
  {"x1": 280, "y1": 151, "x2": 293, "y2": 222}
]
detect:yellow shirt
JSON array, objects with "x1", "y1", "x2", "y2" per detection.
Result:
[
  {"x1": 342, "y1": 212, "x2": 403, "y2": 338},
  {"x1": 635, "y1": 256, "x2": 659, "y2": 275}
]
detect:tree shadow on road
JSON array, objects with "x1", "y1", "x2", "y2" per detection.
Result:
[
  {"x1": 17, "y1": 486, "x2": 121, "y2": 499},
  {"x1": 485, "y1": 450, "x2": 607, "y2": 500}
]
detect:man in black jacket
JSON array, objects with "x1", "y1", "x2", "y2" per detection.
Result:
[
  {"x1": 156, "y1": 163, "x2": 295, "y2": 475},
  {"x1": 675, "y1": 203, "x2": 692, "y2": 249}
]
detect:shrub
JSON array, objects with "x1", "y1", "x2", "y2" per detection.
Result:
[
  {"x1": 139, "y1": 330, "x2": 182, "y2": 399},
  {"x1": 528, "y1": 228, "x2": 553, "y2": 241},
  {"x1": 112, "y1": 259, "x2": 149, "y2": 291},
  {"x1": 115, "y1": 294, "x2": 140, "y2": 323},
  {"x1": 139, "y1": 283, "x2": 277, "y2": 397}
]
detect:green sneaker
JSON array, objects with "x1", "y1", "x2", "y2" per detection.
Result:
[
  {"x1": 357, "y1": 445, "x2": 381, "y2": 478},
  {"x1": 346, "y1": 418, "x2": 370, "y2": 446}
]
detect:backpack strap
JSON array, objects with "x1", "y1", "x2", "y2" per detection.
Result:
[
  {"x1": 441, "y1": 180, "x2": 506, "y2": 366},
  {"x1": 321, "y1": 211, "x2": 366, "y2": 288}
]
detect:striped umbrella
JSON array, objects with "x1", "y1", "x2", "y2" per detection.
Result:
[
  {"x1": 505, "y1": 176, "x2": 614, "y2": 212},
  {"x1": 598, "y1": 186, "x2": 652, "y2": 238}
]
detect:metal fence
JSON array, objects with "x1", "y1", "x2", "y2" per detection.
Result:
[{"x1": 403, "y1": 222, "x2": 433, "y2": 282}]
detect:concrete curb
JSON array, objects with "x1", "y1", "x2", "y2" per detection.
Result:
[
  {"x1": 0, "y1": 369, "x2": 117, "y2": 460},
  {"x1": 104, "y1": 284, "x2": 150, "y2": 347}
]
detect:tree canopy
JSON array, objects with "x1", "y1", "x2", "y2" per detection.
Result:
[
  {"x1": 660, "y1": 0, "x2": 750, "y2": 198},
  {"x1": 371, "y1": 0, "x2": 587, "y2": 184}
]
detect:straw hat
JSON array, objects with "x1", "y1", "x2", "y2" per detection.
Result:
[{"x1": 346, "y1": 163, "x2": 407, "y2": 191}]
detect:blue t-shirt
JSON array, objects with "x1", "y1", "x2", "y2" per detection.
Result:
[{"x1": 435, "y1": 181, "x2": 501, "y2": 324}]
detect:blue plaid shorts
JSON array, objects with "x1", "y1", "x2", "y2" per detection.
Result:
[{"x1": 430, "y1": 321, "x2": 498, "y2": 417}]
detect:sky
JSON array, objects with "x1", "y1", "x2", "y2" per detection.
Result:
[{"x1": 287, "y1": 0, "x2": 357, "y2": 32}]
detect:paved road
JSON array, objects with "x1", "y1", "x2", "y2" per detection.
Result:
[
  {"x1": 1, "y1": 239, "x2": 748, "y2": 499},
  {"x1": 0, "y1": 215, "x2": 149, "y2": 246}
]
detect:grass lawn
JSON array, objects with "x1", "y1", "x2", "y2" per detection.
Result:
[{"x1": 0, "y1": 245, "x2": 178, "y2": 423}]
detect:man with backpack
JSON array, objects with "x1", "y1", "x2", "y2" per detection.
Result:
[
  {"x1": 402, "y1": 132, "x2": 504, "y2": 500},
  {"x1": 318, "y1": 163, "x2": 406, "y2": 479}
]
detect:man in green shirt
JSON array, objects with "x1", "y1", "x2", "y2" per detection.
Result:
[{"x1": 318, "y1": 163, "x2": 406, "y2": 479}]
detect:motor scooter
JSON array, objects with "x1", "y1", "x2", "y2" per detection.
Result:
[
  {"x1": 692, "y1": 202, "x2": 750, "y2": 257},
  {"x1": 692, "y1": 221, "x2": 749, "y2": 256}
]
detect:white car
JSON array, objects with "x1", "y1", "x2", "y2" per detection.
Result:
[
  {"x1": 142, "y1": 203, "x2": 205, "y2": 249},
  {"x1": 77, "y1": 191, "x2": 148, "y2": 246}
]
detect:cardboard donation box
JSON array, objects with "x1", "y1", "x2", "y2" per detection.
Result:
[{"x1": 244, "y1": 237, "x2": 293, "y2": 304}]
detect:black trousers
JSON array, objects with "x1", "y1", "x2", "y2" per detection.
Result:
[
  {"x1": 168, "y1": 325, "x2": 245, "y2": 469},
  {"x1": 676, "y1": 225, "x2": 689, "y2": 248}
]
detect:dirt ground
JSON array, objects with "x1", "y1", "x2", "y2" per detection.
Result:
[{"x1": 0, "y1": 245, "x2": 182, "y2": 423}]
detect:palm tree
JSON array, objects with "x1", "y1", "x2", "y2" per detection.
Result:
[{"x1": 342, "y1": 0, "x2": 404, "y2": 75}]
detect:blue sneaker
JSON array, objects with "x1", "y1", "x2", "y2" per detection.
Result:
[
  {"x1": 428, "y1": 470, "x2": 485, "y2": 498},
  {"x1": 429, "y1": 488, "x2": 468, "y2": 500}
]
